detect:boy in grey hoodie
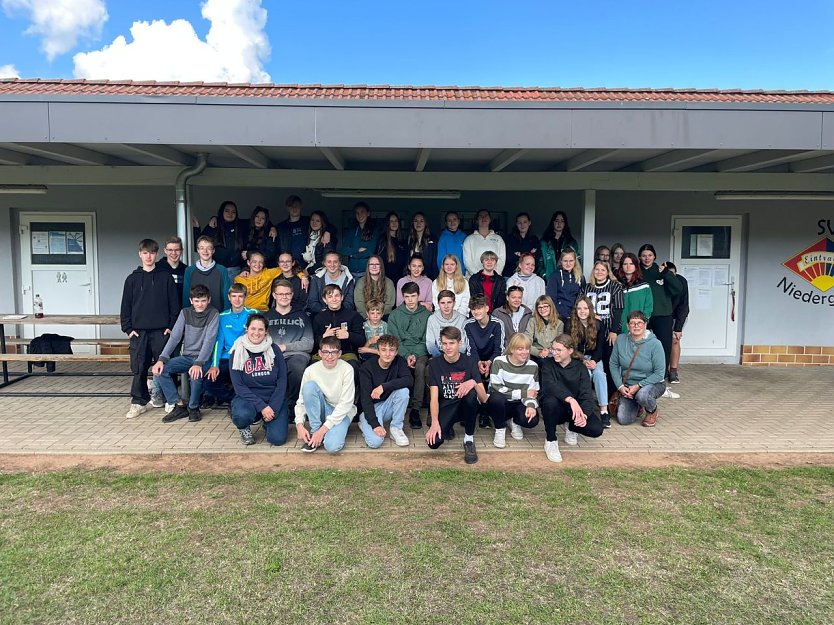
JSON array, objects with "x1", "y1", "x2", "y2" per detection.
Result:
[
  {"x1": 426, "y1": 289, "x2": 469, "y2": 357},
  {"x1": 151, "y1": 284, "x2": 220, "y2": 423}
]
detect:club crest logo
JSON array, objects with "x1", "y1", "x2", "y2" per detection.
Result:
[{"x1": 783, "y1": 238, "x2": 834, "y2": 293}]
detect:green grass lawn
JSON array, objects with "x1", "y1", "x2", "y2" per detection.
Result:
[{"x1": 1, "y1": 467, "x2": 833, "y2": 625}]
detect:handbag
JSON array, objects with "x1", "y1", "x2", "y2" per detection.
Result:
[{"x1": 607, "y1": 345, "x2": 642, "y2": 415}]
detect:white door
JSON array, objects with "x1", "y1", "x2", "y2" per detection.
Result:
[
  {"x1": 19, "y1": 213, "x2": 99, "y2": 351},
  {"x1": 671, "y1": 216, "x2": 742, "y2": 363}
]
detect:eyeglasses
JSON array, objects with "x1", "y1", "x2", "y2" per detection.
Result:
[
  {"x1": 628, "y1": 320, "x2": 646, "y2": 327},
  {"x1": 320, "y1": 350, "x2": 341, "y2": 356},
  {"x1": 537, "y1": 304, "x2": 550, "y2": 309}
]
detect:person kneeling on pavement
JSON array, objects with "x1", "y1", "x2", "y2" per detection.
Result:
[
  {"x1": 229, "y1": 313, "x2": 289, "y2": 446},
  {"x1": 294, "y1": 336, "x2": 356, "y2": 453},
  {"x1": 151, "y1": 284, "x2": 219, "y2": 423},
  {"x1": 358, "y1": 334, "x2": 413, "y2": 448}
]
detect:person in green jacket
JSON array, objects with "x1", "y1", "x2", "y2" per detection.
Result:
[
  {"x1": 610, "y1": 310, "x2": 666, "y2": 428},
  {"x1": 638, "y1": 244, "x2": 683, "y2": 377},
  {"x1": 538, "y1": 211, "x2": 580, "y2": 280},
  {"x1": 616, "y1": 252, "x2": 653, "y2": 332},
  {"x1": 387, "y1": 281, "x2": 432, "y2": 429}
]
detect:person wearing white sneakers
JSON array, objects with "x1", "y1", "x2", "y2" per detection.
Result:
[
  {"x1": 357, "y1": 335, "x2": 413, "y2": 448},
  {"x1": 486, "y1": 333, "x2": 540, "y2": 448},
  {"x1": 539, "y1": 334, "x2": 604, "y2": 462}
]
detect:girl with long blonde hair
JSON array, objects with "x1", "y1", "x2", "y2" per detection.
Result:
[{"x1": 432, "y1": 254, "x2": 470, "y2": 316}]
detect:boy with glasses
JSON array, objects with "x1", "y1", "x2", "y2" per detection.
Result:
[
  {"x1": 265, "y1": 278, "x2": 313, "y2": 415},
  {"x1": 294, "y1": 336, "x2": 356, "y2": 453},
  {"x1": 156, "y1": 236, "x2": 187, "y2": 301}
]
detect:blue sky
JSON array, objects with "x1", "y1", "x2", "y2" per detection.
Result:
[{"x1": 1, "y1": 0, "x2": 833, "y2": 89}]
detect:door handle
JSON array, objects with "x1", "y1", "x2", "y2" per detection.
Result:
[{"x1": 79, "y1": 283, "x2": 91, "y2": 286}]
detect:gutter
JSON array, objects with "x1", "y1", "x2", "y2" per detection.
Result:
[{"x1": 174, "y1": 153, "x2": 207, "y2": 264}]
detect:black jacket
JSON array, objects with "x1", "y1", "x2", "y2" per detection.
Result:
[
  {"x1": 563, "y1": 318, "x2": 607, "y2": 364},
  {"x1": 468, "y1": 271, "x2": 507, "y2": 312},
  {"x1": 359, "y1": 355, "x2": 414, "y2": 428},
  {"x1": 541, "y1": 357, "x2": 596, "y2": 410},
  {"x1": 120, "y1": 265, "x2": 180, "y2": 333},
  {"x1": 672, "y1": 274, "x2": 690, "y2": 332},
  {"x1": 312, "y1": 307, "x2": 365, "y2": 354}
]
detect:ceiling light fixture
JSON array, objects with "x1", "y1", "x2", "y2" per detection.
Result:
[
  {"x1": 714, "y1": 191, "x2": 834, "y2": 201},
  {"x1": 0, "y1": 185, "x2": 48, "y2": 195},
  {"x1": 316, "y1": 189, "x2": 461, "y2": 200}
]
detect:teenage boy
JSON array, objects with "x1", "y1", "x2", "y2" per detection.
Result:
[
  {"x1": 468, "y1": 250, "x2": 507, "y2": 313},
  {"x1": 204, "y1": 283, "x2": 257, "y2": 407},
  {"x1": 151, "y1": 284, "x2": 219, "y2": 423},
  {"x1": 156, "y1": 236, "x2": 187, "y2": 301},
  {"x1": 277, "y1": 194, "x2": 310, "y2": 266},
  {"x1": 120, "y1": 238, "x2": 180, "y2": 418},
  {"x1": 666, "y1": 262, "x2": 689, "y2": 384},
  {"x1": 182, "y1": 235, "x2": 232, "y2": 312},
  {"x1": 295, "y1": 336, "x2": 356, "y2": 453},
  {"x1": 462, "y1": 209, "x2": 506, "y2": 276},
  {"x1": 464, "y1": 295, "x2": 505, "y2": 428},
  {"x1": 311, "y1": 285, "x2": 365, "y2": 370},
  {"x1": 265, "y1": 278, "x2": 313, "y2": 415},
  {"x1": 387, "y1": 281, "x2": 432, "y2": 429},
  {"x1": 426, "y1": 290, "x2": 469, "y2": 357},
  {"x1": 357, "y1": 335, "x2": 413, "y2": 448},
  {"x1": 425, "y1": 326, "x2": 488, "y2": 464},
  {"x1": 307, "y1": 251, "x2": 356, "y2": 314}
]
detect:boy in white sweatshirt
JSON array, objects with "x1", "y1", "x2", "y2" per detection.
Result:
[{"x1": 294, "y1": 336, "x2": 356, "y2": 453}]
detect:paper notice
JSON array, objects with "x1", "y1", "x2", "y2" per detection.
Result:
[
  {"x1": 48, "y1": 231, "x2": 67, "y2": 254},
  {"x1": 31, "y1": 232, "x2": 49, "y2": 255},
  {"x1": 696, "y1": 268, "x2": 713, "y2": 289},
  {"x1": 695, "y1": 288, "x2": 712, "y2": 310},
  {"x1": 696, "y1": 234, "x2": 714, "y2": 257},
  {"x1": 66, "y1": 231, "x2": 84, "y2": 254},
  {"x1": 713, "y1": 266, "x2": 729, "y2": 287}
]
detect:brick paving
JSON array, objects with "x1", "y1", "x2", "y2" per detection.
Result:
[{"x1": 0, "y1": 364, "x2": 832, "y2": 457}]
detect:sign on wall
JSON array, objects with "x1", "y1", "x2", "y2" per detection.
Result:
[{"x1": 778, "y1": 237, "x2": 834, "y2": 306}]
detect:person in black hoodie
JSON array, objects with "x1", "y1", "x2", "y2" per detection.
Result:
[
  {"x1": 201, "y1": 200, "x2": 246, "y2": 277},
  {"x1": 666, "y1": 262, "x2": 690, "y2": 384},
  {"x1": 357, "y1": 335, "x2": 414, "y2": 448},
  {"x1": 312, "y1": 284, "x2": 365, "y2": 379},
  {"x1": 245, "y1": 206, "x2": 279, "y2": 267},
  {"x1": 156, "y1": 236, "x2": 187, "y2": 301},
  {"x1": 120, "y1": 238, "x2": 180, "y2": 419},
  {"x1": 502, "y1": 212, "x2": 540, "y2": 277},
  {"x1": 539, "y1": 333, "x2": 604, "y2": 463}
]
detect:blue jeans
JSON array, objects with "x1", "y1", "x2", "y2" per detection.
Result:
[
  {"x1": 156, "y1": 356, "x2": 209, "y2": 409},
  {"x1": 587, "y1": 362, "x2": 608, "y2": 407},
  {"x1": 358, "y1": 388, "x2": 409, "y2": 448},
  {"x1": 300, "y1": 380, "x2": 351, "y2": 453},
  {"x1": 616, "y1": 382, "x2": 665, "y2": 425},
  {"x1": 230, "y1": 396, "x2": 289, "y2": 446}
]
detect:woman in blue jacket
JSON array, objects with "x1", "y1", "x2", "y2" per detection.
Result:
[
  {"x1": 546, "y1": 249, "x2": 587, "y2": 320},
  {"x1": 342, "y1": 202, "x2": 380, "y2": 277}
]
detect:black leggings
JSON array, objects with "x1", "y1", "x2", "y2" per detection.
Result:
[
  {"x1": 540, "y1": 396, "x2": 604, "y2": 442},
  {"x1": 486, "y1": 393, "x2": 540, "y2": 430},
  {"x1": 648, "y1": 315, "x2": 673, "y2": 373},
  {"x1": 428, "y1": 390, "x2": 478, "y2": 449}
]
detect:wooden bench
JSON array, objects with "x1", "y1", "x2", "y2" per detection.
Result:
[
  {"x1": 0, "y1": 354, "x2": 130, "y2": 363},
  {"x1": 3, "y1": 338, "x2": 130, "y2": 347}
]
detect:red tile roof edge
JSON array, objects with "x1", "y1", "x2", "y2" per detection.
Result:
[{"x1": 1, "y1": 78, "x2": 833, "y2": 103}]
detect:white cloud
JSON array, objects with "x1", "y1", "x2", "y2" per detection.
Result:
[
  {"x1": 73, "y1": 0, "x2": 271, "y2": 83},
  {"x1": 0, "y1": 64, "x2": 20, "y2": 78},
  {"x1": 2, "y1": 0, "x2": 107, "y2": 61}
]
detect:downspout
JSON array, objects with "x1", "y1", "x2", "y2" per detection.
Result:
[{"x1": 175, "y1": 153, "x2": 208, "y2": 264}]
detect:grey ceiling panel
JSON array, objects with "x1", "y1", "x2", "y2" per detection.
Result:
[{"x1": 0, "y1": 102, "x2": 50, "y2": 141}]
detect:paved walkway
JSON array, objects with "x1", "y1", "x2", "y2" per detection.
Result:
[{"x1": 0, "y1": 364, "x2": 832, "y2": 456}]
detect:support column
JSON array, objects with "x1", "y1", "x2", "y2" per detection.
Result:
[{"x1": 582, "y1": 190, "x2": 596, "y2": 268}]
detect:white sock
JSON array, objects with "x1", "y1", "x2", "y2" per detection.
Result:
[
  {"x1": 464, "y1": 434, "x2": 474, "y2": 443},
  {"x1": 600, "y1": 408, "x2": 608, "y2": 415}
]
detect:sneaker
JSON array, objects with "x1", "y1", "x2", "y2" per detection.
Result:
[
  {"x1": 601, "y1": 413, "x2": 612, "y2": 429},
  {"x1": 564, "y1": 427, "x2": 578, "y2": 446},
  {"x1": 408, "y1": 409, "x2": 422, "y2": 429},
  {"x1": 668, "y1": 371, "x2": 680, "y2": 384},
  {"x1": 510, "y1": 422, "x2": 524, "y2": 441},
  {"x1": 662, "y1": 387, "x2": 680, "y2": 399},
  {"x1": 199, "y1": 396, "x2": 217, "y2": 411},
  {"x1": 162, "y1": 405, "x2": 188, "y2": 423},
  {"x1": 642, "y1": 410, "x2": 658, "y2": 427},
  {"x1": 187, "y1": 407, "x2": 202, "y2": 422},
  {"x1": 125, "y1": 403, "x2": 147, "y2": 419},
  {"x1": 164, "y1": 402, "x2": 177, "y2": 415},
  {"x1": 493, "y1": 428, "x2": 507, "y2": 449},
  {"x1": 390, "y1": 426, "x2": 410, "y2": 447},
  {"x1": 463, "y1": 441, "x2": 478, "y2": 464},
  {"x1": 544, "y1": 440, "x2": 563, "y2": 463},
  {"x1": 301, "y1": 442, "x2": 318, "y2": 453},
  {"x1": 239, "y1": 427, "x2": 255, "y2": 446},
  {"x1": 149, "y1": 392, "x2": 165, "y2": 408}
]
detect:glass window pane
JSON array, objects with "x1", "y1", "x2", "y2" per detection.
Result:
[{"x1": 680, "y1": 226, "x2": 730, "y2": 259}]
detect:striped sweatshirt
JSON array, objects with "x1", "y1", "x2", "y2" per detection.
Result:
[{"x1": 488, "y1": 356, "x2": 540, "y2": 409}]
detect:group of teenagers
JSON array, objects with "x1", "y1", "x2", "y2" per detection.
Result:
[{"x1": 119, "y1": 196, "x2": 690, "y2": 464}]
